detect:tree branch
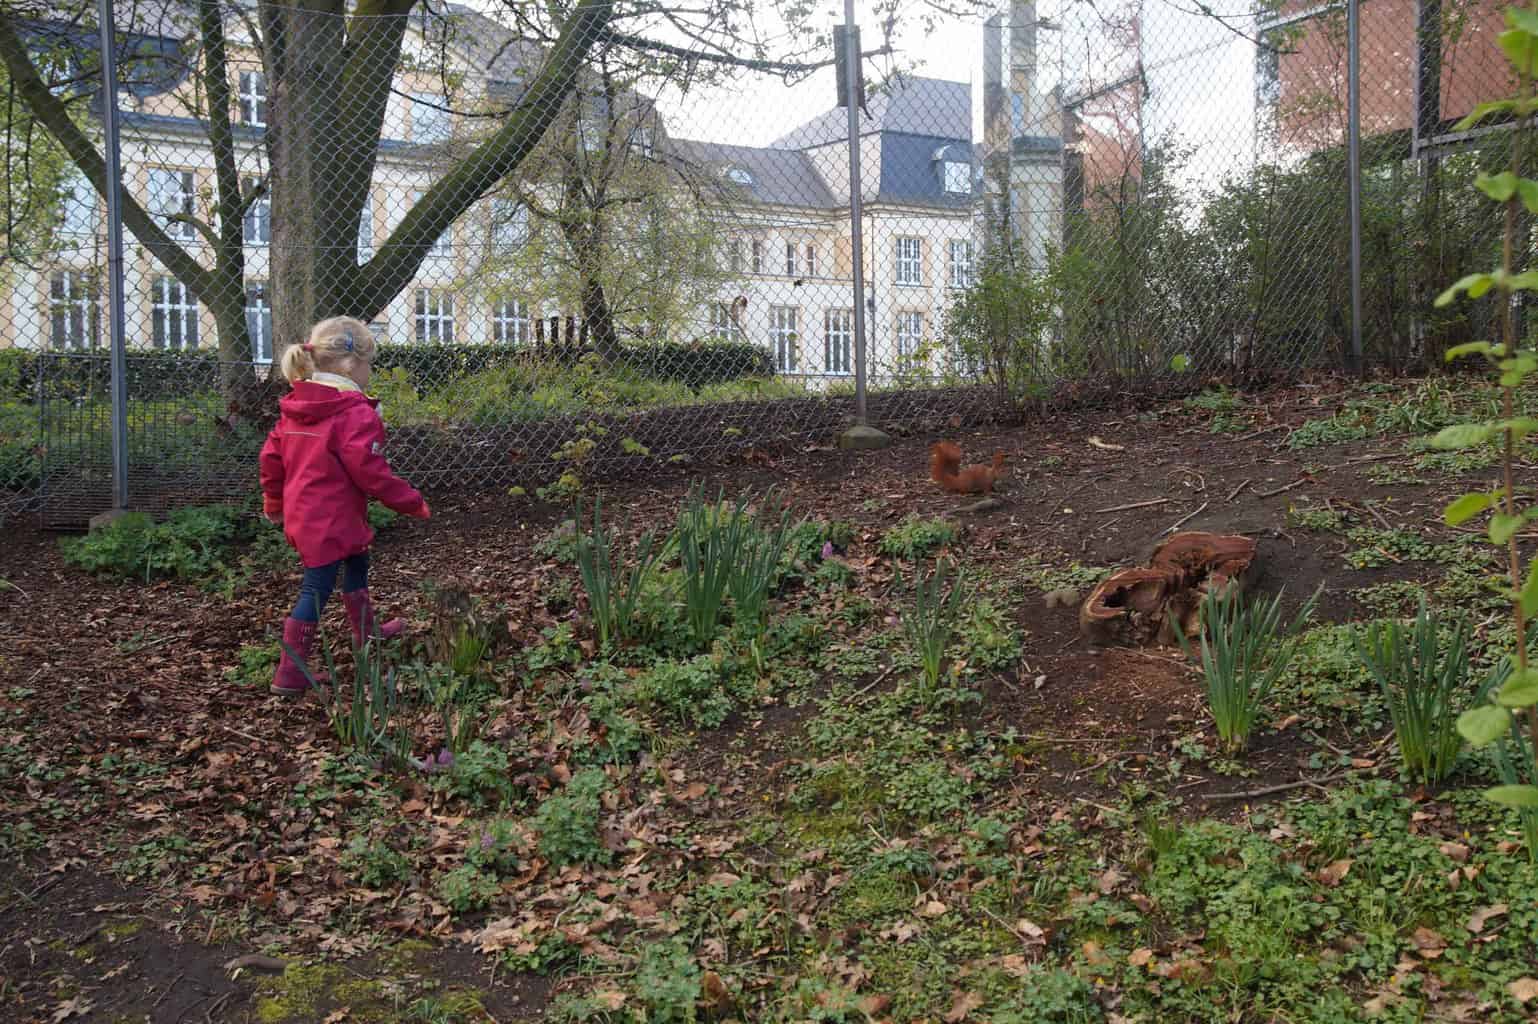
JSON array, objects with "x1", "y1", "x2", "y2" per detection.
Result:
[{"x1": 596, "y1": 28, "x2": 894, "y2": 76}]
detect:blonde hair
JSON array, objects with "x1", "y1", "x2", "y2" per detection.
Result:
[{"x1": 280, "y1": 316, "x2": 379, "y2": 383}]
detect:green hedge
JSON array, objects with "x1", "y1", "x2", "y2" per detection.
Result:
[{"x1": 0, "y1": 338, "x2": 776, "y2": 402}]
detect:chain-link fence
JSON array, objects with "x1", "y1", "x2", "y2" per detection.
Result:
[{"x1": 0, "y1": 0, "x2": 1516, "y2": 526}]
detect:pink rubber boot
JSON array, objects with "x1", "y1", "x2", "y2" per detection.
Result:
[
  {"x1": 341, "y1": 589, "x2": 405, "y2": 648},
  {"x1": 271, "y1": 617, "x2": 324, "y2": 696}
]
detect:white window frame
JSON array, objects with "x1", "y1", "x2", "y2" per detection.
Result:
[
  {"x1": 239, "y1": 70, "x2": 267, "y2": 127},
  {"x1": 492, "y1": 298, "x2": 530, "y2": 345},
  {"x1": 243, "y1": 176, "x2": 269, "y2": 246},
  {"x1": 413, "y1": 190, "x2": 453, "y2": 258},
  {"x1": 148, "y1": 168, "x2": 196, "y2": 242},
  {"x1": 246, "y1": 281, "x2": 273, "y2": 362},
  {"x1": 151, "y1": 276, "x2": 198, "y2": 350},
  {"x1": 58, "y1": 172, "x2": 96, "y2": 237},
  {"x1": 49, "y1": 270, "x2": 97, "y2": 350},
  {"x1": 943, "y1": 160, "x2": 970, "y2": 194},
  {"x1": 895, "y1": 236, "x2": 923, "y2": 286},
  {"x1": 492, "y1": 198, "x2": 529, "y2": 247},
  {"x1": 414, "y1": 288, "x2": 455, "y2": 343},
  {"x1": 948, "y1": 239, "x2": 975, "y2": 289},
  {"x1": 751, "y1": 239, "x2": 764, "y2": 275},
  {"x1": 711, "y1": 302, "x2": 743, "y2": 342},
  {"x1": 769, "y1": 306, "x2": 799, "y2": 372},
  {"x1": 896, "y1": 311, "x2": 924, "y2": 360},
  {"x1": 632, "y1": 123, "x2": 655, "y2": 158},
  {"x1": 410, "y1": 92, "x2": 450, "y2": 144},
  {"x1": 823, "y1": 309, "x2": 853, "y2": 375},
  {"x1": 357, "y1": 199, "x2": 374, "y2": 261},
  {"x1": 804, "y1": 242, "x2": 818, "y2": 279},
  {"x1": 784, "y1": 240, "x2": 797, "y2": 277}
]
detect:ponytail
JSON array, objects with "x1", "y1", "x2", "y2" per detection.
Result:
[
  {"x1": 280, "y1": 342, "x2": 316, "y2": 383},
  {"x1": 281, "y1": 316, "x2": 377, "y2": 384}
]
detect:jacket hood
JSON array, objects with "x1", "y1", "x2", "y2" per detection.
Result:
[{"x1": 279, "y1": 380, "x2": 376, "y2": 424}]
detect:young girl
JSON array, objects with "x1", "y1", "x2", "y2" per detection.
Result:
[{"x1": 259, "y1": 316, "x2": 430, "y2": 696}]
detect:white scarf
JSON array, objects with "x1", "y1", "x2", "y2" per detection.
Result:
[{"x1": 311, "y1": 371, "x2": 361, "y2": 393}]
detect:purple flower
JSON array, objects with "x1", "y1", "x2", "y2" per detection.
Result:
[
  {"x1": 480, "y1": 833, "x2": 496, "y2": 850},
  {"x1": 821, "y1": 541, "x2": 834, "y2": 560},
  {"x1": 436, "y1": 748, "x2": 454, "y2": 768}
]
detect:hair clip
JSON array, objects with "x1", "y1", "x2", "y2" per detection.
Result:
[{"x1": 344, "y1": 334, "x2": 355, "y2": 353}]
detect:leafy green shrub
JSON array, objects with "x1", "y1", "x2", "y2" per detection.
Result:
[
  {"x1": 342, "y1": 835, "x2": 412, "y2": 888},
  {"x1": 61, "y1": 505, "x2": 244, "y2": 581},
  {"x1": 531, "y1": 768, "x2": 611, "y2": 868},
  {"x1": 1355, "y1": 600, "x2": 1502, "y2": 784},
  {"x1": 880, "y1": 516, "x2": 958, "y2": 561},
  {"x1": 1180, "y1": 587, "x2": 1318, "y2": 754},
  {"x1": 465, "y1": 818, "x2": 525, "y2": 876},
  {"x1": 533, "y1": 520, "x2": 582, "y2": 563},
  {"x1": 944, "y1": 250, "x2": 1060, "y2": 409},
  {"x1": 224, "y1": 642, "x2": 279, "y2": 688},
  {"x1": 633, "y1": 655, "x2": 733, "y2": 729},
  {"x1": 440, "y1": 740, "x2": 514, "y2": 809},
  {"x1": 434, "y1": 863, "x2": 501, "y2": 913},
  {"x1": 957, "y1": 598, "x2": 1022, "y2": 671}
]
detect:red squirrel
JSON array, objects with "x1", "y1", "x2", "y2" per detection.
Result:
[{"x1": 929, "y1": 441, "x2": 1006, "y2": 494}]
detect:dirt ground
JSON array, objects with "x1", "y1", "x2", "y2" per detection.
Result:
[{"x1": 0, "y1": 377, "x2": 1516, "y2": 1022}]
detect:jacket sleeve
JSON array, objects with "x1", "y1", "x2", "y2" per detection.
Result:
[
  {"x1": 258, "y1": 426, "x2": 285, "y2": 518},
  {"x1": 335, "y1": 407, "x2": 425, "y2": 515}
]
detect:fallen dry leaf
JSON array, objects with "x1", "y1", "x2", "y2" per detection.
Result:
[
  {"x1": 1467, "y1": 903, "x2": 1508, "y2": 934},
  {"x1": 1508, "y1": 978, "x2": 1538, "y2": 1004},
  {"x1": 1439, "y1": 842, "x2": 1470, "y2": 864},
  {"x1": 1096, "y1": 867, "x2": 1124, "y2": 894},
  {"x1": 1015, "y1": 918, "x2": 1046, "y2": 942},
  {"x1": 919, "y1": 900, "x2": 949, "y2": 918},
  {"x1": 858, "y1": 995, "x2": 892, "y2": 1016},
  {"x1": 322, "y1": 1010, "x2": 350, "y2": 1024},
  {"x1": 1128, "y1": 948, "x2": 1155, "y2": 967},
  {"x1": 1412, "y1": 927, "x2": 1446, "y2": 959},
  {"x1": 594, "y1": 991, "x2": 627, "y2": 1010},
  {"x1": 50, "y1": 998, "x2": 95, "y2": 1023},
  {"x1": 1317, "y1": 859, "x2": 1354, "y2": 886},
  {"x1": 1082, "y1": 940, "x2": 1112, "y2": 968},
  {"x1": 699, "y1": 971, "x2": 730, "y2": 1012},
  {"x1": 943, "y1": 990, "x2": 984, "y2": 1023}
]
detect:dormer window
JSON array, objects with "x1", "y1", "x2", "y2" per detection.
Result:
[
  {"x1": 725, "y1": 166, "x2": 754, "y2": 186},
  {"x1": 933, "y1": 144, "x2": 970, "y2": 194}
]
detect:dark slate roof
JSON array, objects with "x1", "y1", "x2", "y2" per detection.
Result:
[
  {"x1": 875, "y1": 133, "x2": 981, "y2": 209},
  {"x1": 771, "y1": 75, "x2": 973, "y2": 150},
  {"x1": 664, "y1": 139, "x2": 836, "y2": 209}
]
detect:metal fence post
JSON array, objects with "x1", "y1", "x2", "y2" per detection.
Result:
[
  {"x1": 96, "y1": 0, "x2": 130, "y2": 515},
  {"x1": 837, "y1": 1, "x2": 888, "y2": 450},
  {"x1": 1347, "y1": 0, "x2": 1364, "y2": 375}
]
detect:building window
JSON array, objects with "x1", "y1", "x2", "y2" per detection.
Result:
[
  {"x1": 410, "y1": 92, "x2": 450, "y2": 144},
  {"x1": 58, "y1": 172, "x2": 96, "y2": 237},
  {"x1": 239, "y1": 71, "x2": 267, "y2": 127},
  {"x1": 358, "y1": 199, "x2": 374, "y2": 261},
  {"x1": 784, "y1": 241, "x2": 798, "y2": 277},
  {"x1": 751, "y1": 239, "x2": 764, "y2": 275},
  {"x1": 769, "y1": 306, "x2": 799, "y2": 372},
  {"x1": 492, "y1": 198, "x2": 529, "y2": 247},
  {"x1": 948, "y1": 239, "x2": 975, "y2": 288},
  {"x1": 895, "y1": 237, "x2": 923, "y2": 286},
  {"x1": 492, "y1": 298, "x2": 530, "y2": 345},
  {"x1": 729, "y1": 239, "x2": 744, "y2": 274},
  {"x1": 415, "y1": 289, "x2": 455, "y2": 343},
  {"x1": 711, "y1": 302, "x2": 743, "y2": 342},
  {"x1": 943, "y1": 160, "x2": 970, "y2": 194},
  {"x1": 151, "y1": 276, "x2": 198, "y2": 350},
  {"x1": 632, "y1": 123, "x2": 655, "y2": 158},
  {"x1": 246, "y1": 282, "x2": 273, "y2": 362},
  {"x1": 49, "y1": 271, "x2": 97, "y2": 350},
  {"x1": 725, "y1": 166, "x2": 754, "y2": 186},
  {"x1": 896, "y1": 311, "x2": 924, "y2": 359},
  {"x1": 243, "y1": 176, "x2": 269, "y2": 246},
  {"x1": 805, "y1": 243, "x2": 817, "y2": 279},
  {"x1": 824, "y1": 309, "x2": 852, "y2": 375},
  {"x1": 413, "y1": 191, "x2": 453, "y2": 258},
  {"x1": 148, "y1": 168, "x2": 196, "y2": 241}
]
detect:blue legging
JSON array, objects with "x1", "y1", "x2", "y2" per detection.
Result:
[{"x1": 292, "y1": 552, "x2": 370, "y2": 622}]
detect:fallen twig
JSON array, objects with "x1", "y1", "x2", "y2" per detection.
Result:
[
  {"x1": 1225, "y1": 479, "x2": 1251, "y2": 502},
  {"x1": 849, "y1": 664, "x2": 899, "y2": 700},
  {"x1": 153, "y1": 972, "x2": 185, "y2": 1009},
  {"x1": 1094, "y1": 497, "x2": 1168, "y2": 514},
  {"x1": 1236, "y1": 424, "x2": 1287, "y2": 442},
  {"x1": 1163, "y1": 501, "x2": 1209, "y2": 535},
  {"x1": 1255, "y1": 478, "x2": 1309, "y2": 499},
  {"x1": 1205, "y1": 773, "x2": 1343, "y2": 802}
]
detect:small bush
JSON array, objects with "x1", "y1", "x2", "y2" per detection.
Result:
[
  {"x1": 531, "y1": 768, "x2": 611, "y2": 868},
  {"x1": 434, "y1": 863, "x2": 502, "y2": 913},
  {"x1": 880, "y1": 516, "x2": 958, "y2": 561},
  {"x1": 61, "y1": 505, "x2": 245, "y2": 581},
  {"x1": 342, "y1": 835, "x2": 412, "y2": 888},
  {"x1": 633, "y1": 655, "x2": 734, "y2": 729}
]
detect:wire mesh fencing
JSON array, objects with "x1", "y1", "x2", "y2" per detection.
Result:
[{"x1": 0, "y1": 0, "x2": 1518, "y2": 526}]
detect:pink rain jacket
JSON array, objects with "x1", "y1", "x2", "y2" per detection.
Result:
[{"x1": 259, "y1": 381, "x2": 425, "y2": 567}]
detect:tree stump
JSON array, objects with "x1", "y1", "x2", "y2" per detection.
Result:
[{"x1": 1079, "y1": 532, "x2": 1258, "y2": 648}]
